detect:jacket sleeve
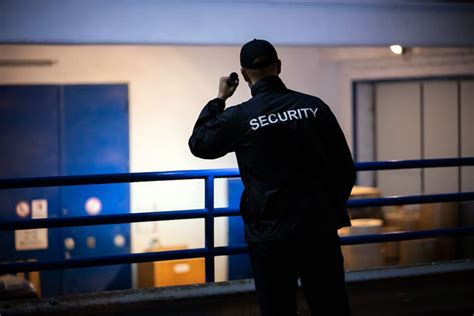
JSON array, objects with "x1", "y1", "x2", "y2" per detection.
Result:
[
  {"x1": 318, "y1": 105, "x2": 357, "y2": 207},
  {"x1": 188, "y1": 98, "x2": 242, "y2": 159}
]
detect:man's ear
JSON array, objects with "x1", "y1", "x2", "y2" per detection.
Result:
[
  {"x1": 241, "y1": 68, "x2": 251, "y2": 83},
  {"x1": 276, "y1": 60, "x2": 282, "y2": 75}
]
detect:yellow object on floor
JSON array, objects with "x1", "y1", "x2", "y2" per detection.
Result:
[{"x1": 137, "y1": 245, "x2": 205, "y2": 288}]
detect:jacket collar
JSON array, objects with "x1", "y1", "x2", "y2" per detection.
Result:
[{"x1": 251, "y1": 75, "x2": 287, "y2": 97}]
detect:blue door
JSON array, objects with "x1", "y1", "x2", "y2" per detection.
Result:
[
  {"x1": 60, "y1": 85, "x2": 131, "y2": 293},
  {"x1": 0, "y1": 86, "x2": 63, "y2": 297},
  {"x1": 0, "y1": 84, "x2": 131, "y2": 296}
]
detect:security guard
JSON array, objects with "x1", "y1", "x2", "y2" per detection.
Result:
[{"x1": 189, "y1": 39, "x2": 355, "y2": 316}]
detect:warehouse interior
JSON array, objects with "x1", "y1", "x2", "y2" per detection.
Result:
[
  {"x1": 0, "y1": 0, "x2": 473, "y2": 304},
  {"x1": 1, "y1": 44, "x2": 473, "y2": 295}
]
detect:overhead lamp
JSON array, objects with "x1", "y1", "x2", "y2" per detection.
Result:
[{"x1": 390, "y1": 45, "x2": 407, "y2": 55}]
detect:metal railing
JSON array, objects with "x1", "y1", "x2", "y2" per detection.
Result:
[{"x1": 1, "y1": 157, "x2": 474, "y2": 281}]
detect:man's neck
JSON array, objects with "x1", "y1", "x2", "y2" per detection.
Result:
[{"x1": 250, "y1": 74, "x2": 279, "y2": 87}]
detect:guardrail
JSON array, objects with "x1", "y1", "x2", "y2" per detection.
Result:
[{"x1": 1, "y1": 157, "x2": 474, "y2": 282}]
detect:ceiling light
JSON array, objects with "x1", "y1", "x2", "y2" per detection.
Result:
[{"x1": 390, "y1": 45, "x2": 406, "y2": 55}]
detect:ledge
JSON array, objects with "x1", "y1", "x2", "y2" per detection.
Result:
[{"x1": 1, "y1": 259, "x2": 473, "y2": 316}]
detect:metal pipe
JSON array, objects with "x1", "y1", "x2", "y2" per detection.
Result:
[
  {"x1": 347, "y1": 192, "x2": 474, "y2": 208},
  {"x1": 340, "y1": 226, "x2": 474, "y2": 245},
  {"x1": 0, "y1": 209, "x2": 208, "y2": 230},
  {"x1": 0, "y1": 169, "x2": 240, "y2": 189},
  {"x1": 1, "y1": 192, "x2": 473, "y2": 230},
  {"x1": 0, "y1": 248, "x2": 207, "y2": 274},
  {"x1": 2, "y1": 227, "x2": 473, "y2": 274},
  {"x1": 1, "y1": 157, "x2": 473, "y2": 189},
  {"x1": 204, "y1": 176, "x2": 215, "y2": 283},
  {"x1": 356, "y1": 157, "x2": 474, "y2": 171},
  {"x1": 214, "y1": 227, "x2": 474, "y2": 253}
]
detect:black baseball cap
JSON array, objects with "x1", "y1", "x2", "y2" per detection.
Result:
[{"x1": 240, "y1": 39, "x2": 279, "y2": 70}]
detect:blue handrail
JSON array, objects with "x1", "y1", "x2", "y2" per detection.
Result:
[
  {"x1": 2, "y1": 192, "x2": 474, "y2": 230},
  {"x1": 356, "y1": 157, "x2": 474, "y2": 171},
  {"x1": 1, "y1": 157, "x2": 473, "y2": 189},
  {"x1": 0, "y1": 169, "x2": 240, "y2": 189},
  {"x1": 1, "y1": 157, "x2": 474, "y2": 280},
  {"x1": 1, "y1": 228, "x2": 473, "y2": 275},
  {"x1": 204, "y1": 176, "x2": 215, "y2": 282}
]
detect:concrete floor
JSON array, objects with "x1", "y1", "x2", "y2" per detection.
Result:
[{"x1": 1, "y1": 259, "x2": 473, "y2": 316}]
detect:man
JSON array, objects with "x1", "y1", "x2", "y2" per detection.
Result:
[{"x1": 189, "y1": 39, "x2": 355, "y2": 316}]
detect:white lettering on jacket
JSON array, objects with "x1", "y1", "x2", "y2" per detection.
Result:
[{"x1": 249, "y1": 107, "x2": 318, "y2": 131}]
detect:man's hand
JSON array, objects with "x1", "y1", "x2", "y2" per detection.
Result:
[{"x1": 217, "y1": 75, "x2": 239, "y2": 101}]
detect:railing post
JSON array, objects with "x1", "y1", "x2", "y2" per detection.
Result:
[{"x1": 204, "y1": 176, "x2": 215, "y2": 283}]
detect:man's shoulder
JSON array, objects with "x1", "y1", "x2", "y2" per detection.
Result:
[
  {"x1": 224, "y1": 90, "x2": 329, "y2": 115},
  {"x1": 218, "y1": 100, "x2": 252, "y2": 126},
  {"x1": 224, "y1": 100, "x2": 250, "y2": 114},
  {"x1": 285, "y1": 89, "x2": 330, "y2": 110},
  {"x1": 288, "y1": 89, "x2": 324, "y2": 102}
]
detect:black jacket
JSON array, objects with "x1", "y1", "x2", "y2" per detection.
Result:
[{"x1": 189, "y1": 76, "x2": 356, "y2": 243}]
